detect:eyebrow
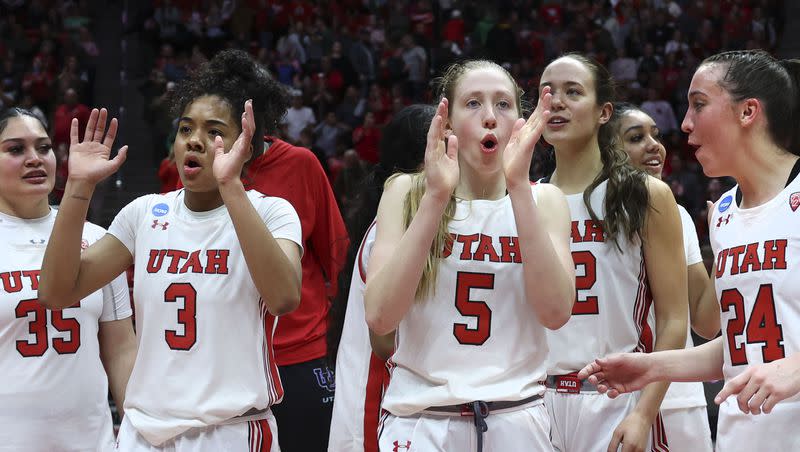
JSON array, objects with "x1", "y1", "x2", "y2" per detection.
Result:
[
  {"x1": 539, "y1": 81, "x2": 584, "y2": 89},
  {"x1": 461, "y1": 90, "x2": 513, "y2": 98},
  {"x1": 623, "y1": 125, "x2": 644, "y2": 135},
  {"x1": 179, "y1": 117, "x2": 230, "y2": 127},
  {"x1": 687, "y1": 90, "x2": 707, "y2": 97},
  {"x1": 1, "y1": 137, "x2": 51, "y2": 144}
]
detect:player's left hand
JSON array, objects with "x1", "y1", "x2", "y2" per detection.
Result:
[
  {"x1": 213, "y1": 99, "x2": 255, "y2": 185},
  {"x1": 502, "y1": 86, "x2": 551, "y2": 190},
  {"x1": 714, "y1": 354, "x2": 800, "y2": 415},
  {"x1": 608, "y1": 411, "x2": 650, "y2": 452}
]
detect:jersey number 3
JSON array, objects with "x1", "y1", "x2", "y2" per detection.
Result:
[
  {"x1": 720, "y1": 284, "x2": 785, "y2": 366},
  {"x1": 15, "y1": 299, "x2": 81, "y2": 357},
  {"x1": 453, "y1": 271, "x2": 494, "y2": 345},
  {"x1": 165, "y1": 283, "x2": 197, "y2": 350}
]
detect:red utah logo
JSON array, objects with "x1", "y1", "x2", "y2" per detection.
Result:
[{"x1": 790, "y1": 192, "x2": 800, "y2": 212}]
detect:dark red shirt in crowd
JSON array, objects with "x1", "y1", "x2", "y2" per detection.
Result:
[
  {"x1": 157, "y1": 158, "x2": 180, "y2": 194},
  {"x1": 353, "y1": 125, "x2": 381, "y2": 165},
  {"x1": 52, "y1": 102, "x2": 90, "y2": 148},
  {"x1": 246, "y1": 137, "x2": 349, "y2": 365}
]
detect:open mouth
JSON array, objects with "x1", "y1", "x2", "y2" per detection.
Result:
[
  {"x1": 480, "y1": 135, "x2": 498, "y2": 153},
  {"x1": 643, "y1": 158, "x2": 662, "y2": 167},
  {"x1": 548, "y1": 116, "x2": 569, "y2": 125},
  {"x1": 184, "y1": 154, "x2": 202, "y2": 169},
  {"x1": 22, "y1": 170, "x2": 47, "y2": 179}
]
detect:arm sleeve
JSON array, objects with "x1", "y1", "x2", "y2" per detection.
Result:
[
  {"x1": 107, "y1": 196, "x2": 147, "y2": 257},
  {"x1": 257, "y1": 195, "x2": 304, "y2": 254},
  {"x1": 99, "y1": 271, "x2": 133, "y2": 322}
]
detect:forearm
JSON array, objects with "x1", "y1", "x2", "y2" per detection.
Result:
[
  {"x1": 691, "y1": 273, "x2": 721, "y2": 339},
  {"x1": 219, "y1": 180, "x2": 301, "y2": 315},
  {"x1": 39, "y1": 179, "x2": 95, "y2": 309},
  {"x1": 364, "y1": 193, "x2": 448, "y2": 334},
  {"x1": 99, "y1": 319, "x2": 137, "y2": 419},
  {"x1": 508, "y1": 185, "x2": 573, "y2": 328},
  {"x1": 656, "y1": 336, "x2": 725, "y2": 383}
]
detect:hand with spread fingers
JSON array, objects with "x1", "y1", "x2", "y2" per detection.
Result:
[
  {"x1": 714, "y1": 354, "x2": 800, "y2": 415},
  {"x1": 67, "y1": 108, "x2": 128, "y2": 185},
  {"x1": 502, "y1": 86, "x2": 551, "y2": 189},
  {"x1": 577, "y1": 352, "x2": 657, "y2": 399},
  {"x1": 213, "y1": 99, "x2": 256, "y2": 186},
  {"x1": 423, "y1": 98, "x2": 460, "y2": 202}
]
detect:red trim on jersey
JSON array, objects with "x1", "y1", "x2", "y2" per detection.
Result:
[
  {"x1": 633, "y1": 255, "x2": 655, "y2": 353},
  {"x1": 249, "y1": 419, "x2": 273, "y2": 452},
  {"x1": 363, "y1": 352, "x2": 387, "y2": 452},
  {"x1": 358, "y1": 221, "x2": 378, "y2": 283},
  {"x1": 262, "y1": 308, "x2": 284, "y2": 403},
  {"x1": 650, "y1": 412, "x2": 670, "y2": 452}
]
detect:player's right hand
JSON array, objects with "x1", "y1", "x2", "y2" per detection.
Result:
[
  {"x1": 423, "y1": 97, "x2": 459, "y2": 203},
  {"x1": 68, "y1": 108, "x2": 128, "y2": 185},
  {"x1": 578, "y1": 352, "x2": 655, "y2": 399}
]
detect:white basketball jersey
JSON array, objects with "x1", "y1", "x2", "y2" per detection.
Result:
[
  {"x1": 653, "y1": 205, "x2": 707, "y2": 409},
  {"x1": 710, "y1": 176, "x2": 800, "y2": 407},
  {"x1": 329, "y1": 222, "x2": 386, "y2": 452},
  {"x1": 382, "y1": 185, "x2": 549, "y2": 416},
  {"x1": 107, "y1": 190, "x2": 302, "y2": 446},
  {"x1": 547, "y1": 181, "x2": 652, "y2": 375},
  {"x1": 0, "y1": 209, "x2": 131, "y2": 452}
]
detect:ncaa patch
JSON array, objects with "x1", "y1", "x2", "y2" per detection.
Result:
[
  {"x1": 152, "y1": 203, "x2": 169, "y2": 217},
  {"x1": 791, "y1": 192, "x2": 800, "y2": 212},
  {"x1": 718, "y1": 195, "x2": 733, "y2": 213}
]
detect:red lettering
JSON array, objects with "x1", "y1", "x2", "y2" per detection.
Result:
[
  {"x1": 22, "y1": 270, "x2": 40, "y2": 290},
  {"x1": 473, "y1": 234, "x2": 500, "y2": 262},
  {"x1": 715, "y1": 249, "x2": 728, "y2": 279},
  {"x1": 582, "y1": 220, "x2": 605, "y2": 242},
  {"x1": 441, "y1": 233, "x2": 456, "y2": 259},
  {"x1": 739, "y1": 243, "x2": 762, "y2": 274},
  {"x1": 166, "y1": 250, "x2": 190, "y2": 274},
  {"x1": 762, "y1": 240, "x2": 787, "y2": 270},
  {"x1": 499, "y1": 236, "x2": 522, "y2": 263},
  {"x1": 179, "y1": 250, "x2": 204, "y2": 274},
  {"x1": 146, "y1": 249, "x2": 167, "y2": 273},
  {"x1": 727, "y1": 245, "x2": 746, "y2": 275},
  {"x1": 456, "y1": 234, "x2": 479, "y2": 260},
  {"x1": 570, "y1": 221, "x2": 582, "y2": 243},
  {"x1": 0, "y1": 271, "x2": 23, "y2": 293},
  {"x1": 205, "y1": 250, "x2": 230, "y2": 274}
]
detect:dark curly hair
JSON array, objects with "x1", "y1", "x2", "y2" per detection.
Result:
[{"x1": 168, "y1": 49, "x2": 290, "y2": 158}]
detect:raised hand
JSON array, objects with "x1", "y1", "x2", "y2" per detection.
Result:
[
  {"x1": 213, "y1": 99, "x2": 255, "y2": 186},
  {"x1": 423, "y1": 98, "x2": 459, "y2": 202},
  {"x1": 67, "y1": 108, "x2": 128, "y2": 185},
  {"x1": 577, "y1": 352, "x2": 655, "y2": 399},
  {"x1": 502, "y1": 86, "x2": 552, "y2": 189},
  {"x1": 714, "y1": 355, "x2": 800, "y2": 415}
]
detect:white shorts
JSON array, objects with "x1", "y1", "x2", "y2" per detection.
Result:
[
  {"x1": 545, "y1": 388, "x2": 653, "y2": 452},
  {"x1": 660, "y1": 406, "x2": 712, "y2": 452},
  {"x1": 715, "y1": 398, "x2": 800, "y2": 451},
  {"x1": 378, "y1": 402, "x2": 552, "y2": 451},
  {"x1": 116, "y1": 413, "x2": 280, "y2": 452}
]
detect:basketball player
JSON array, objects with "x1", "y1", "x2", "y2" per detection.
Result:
[
  {"x1": 0, "y1": 108, "x2": 136, "y2": 452},
  {"x1": 579, "y1": 50, "x2": 800, "y2": 451},
  {"x1": 365, "y1": 60, "x2": 575, "y2": 451},
  {"x1": 328, "y1": 104, "x2": 434, "y2": 452},
  {"x1": 38, "y1": 50, "x2": 303, "y2": 451},
  {"x1": 611, "y1": 102, "x2": 715, "y2": 451},
  {"x1": 540, "y1": 54, "x2": 688, "y2": 452}
]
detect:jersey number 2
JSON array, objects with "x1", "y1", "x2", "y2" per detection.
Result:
[
  {"x1": 453, "y1": 271, "x2": 494, "y2": 345},
  {"x1": 15, "y1": 299, "x2": 81, "y2": 357},
  {"x1": 164, "y1": 283, "x2": 197, "y2": 350},
  {"x1": 720, "y1": 284, "x2": 785, "y2": 366},
  {"x1": 572, "y1": 251, "x2": 599, "y2": 315}
]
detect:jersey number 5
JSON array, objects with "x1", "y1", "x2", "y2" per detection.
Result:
[
  {"x1": 720, "y1": 284, "x2": 785, "y2": 366},
  {"x1": 15, "y1": 299, "x2": 81, "y2": 357},
  {"x1": 164, "y1": 283, "x2": 197, "y2": 350},
  {"x1": 453, "y1": 271, "x2": 494, "y2": 345},
  {"x1": 571, "y1": 251, "x2": 599, "y2": 315}
]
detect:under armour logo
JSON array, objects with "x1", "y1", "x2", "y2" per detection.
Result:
[
  {"x1": 29, "y1": 239, "x2": 45, "y2": 245},
  {"x1": 393, "y1": 440, "x2": 411, "y2": 451},
  {"x1": 313, "y1": 367, "x2": 335, "y2": 392},
  {"x1": 152, "y1": 219, "x2": 169, "y2": 230},
  {"x1": 716, "y1": 214, "x2": 731, "y2": 228}
]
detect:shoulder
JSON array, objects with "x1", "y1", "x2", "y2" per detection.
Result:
[
  {"x1": 383, "y1": 173, "x2": 415, "y2": 200},
  {"x1": 644, "y1": 175, "x2": 675, "y2": 206}
]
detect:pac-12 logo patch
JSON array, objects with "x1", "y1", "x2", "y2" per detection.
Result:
[
  {"x1": 152, "y1": 203, "x2": 169, "y2": 217},
  {"x1": 718, "y1": 195, "x2": 733, "y2": 213},
  {"x1": 790, "y1": 192, "x2": 800, "y2": 212}
]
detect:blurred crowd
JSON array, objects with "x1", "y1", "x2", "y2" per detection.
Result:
[{"x1": 1, "y1": 0, "x2": 787, "y2": 255}]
